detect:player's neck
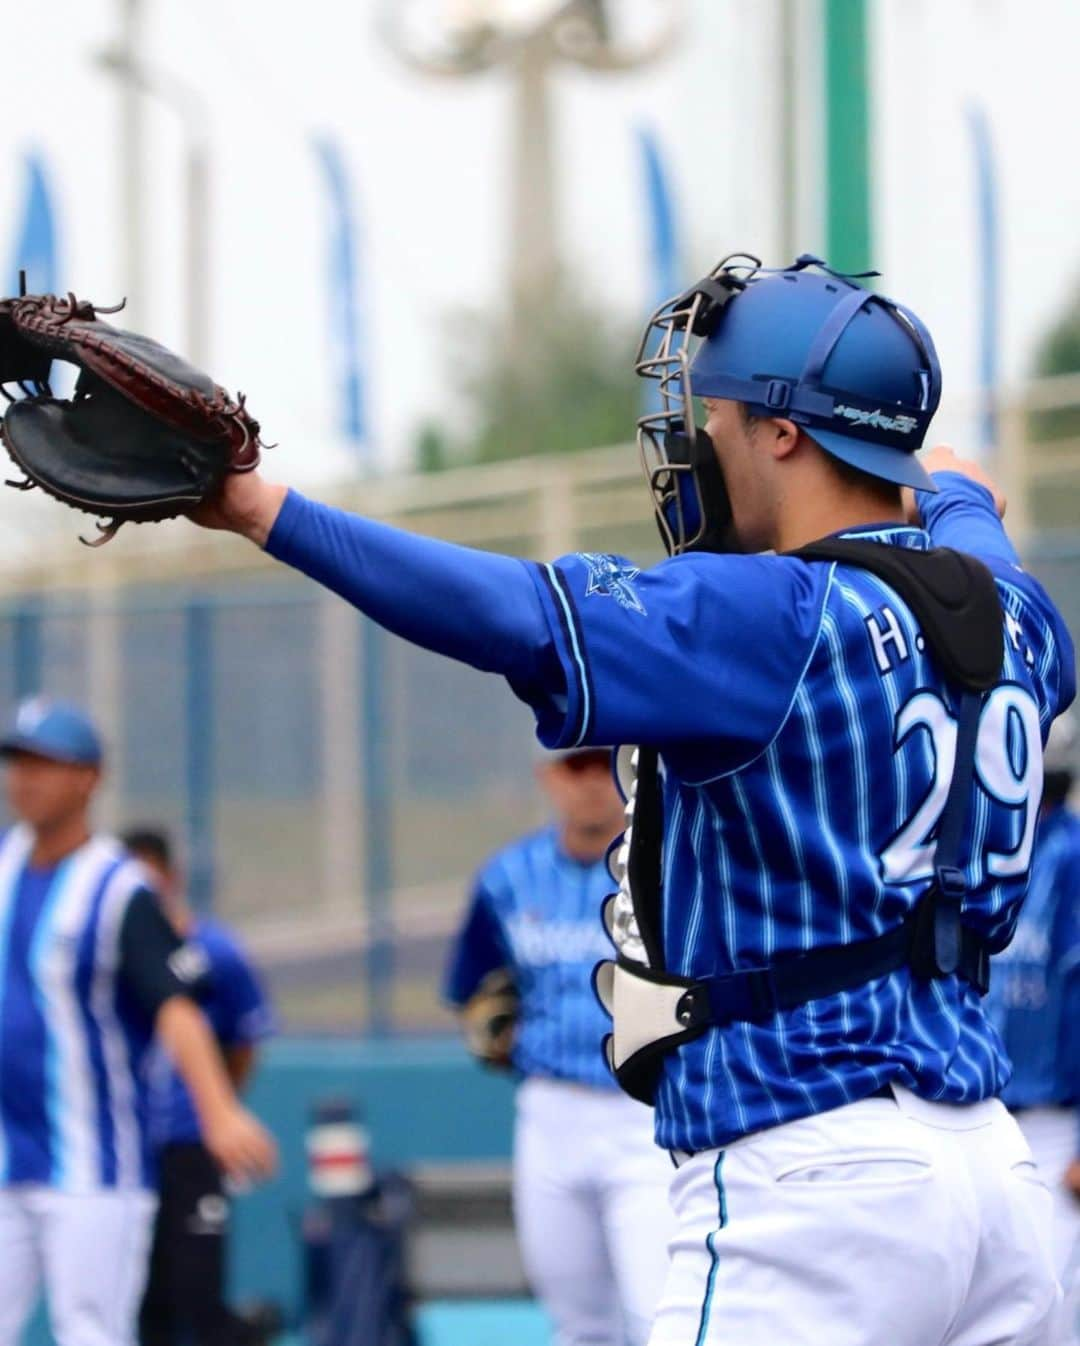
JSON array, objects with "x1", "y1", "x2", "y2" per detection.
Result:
[
  {"x1": 559, "y1": 821, "x2": 613, "y2": 865},
  {"x1": 773, "y1": 475, "x2": 906, "y2": 553},
  {"x1": 29, "y1": 814, "x2": 91, "y2": 868}
]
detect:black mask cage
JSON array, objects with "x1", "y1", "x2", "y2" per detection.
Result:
[{"x1": 634, "y1": 253, "x2": 761, "y2": 556}]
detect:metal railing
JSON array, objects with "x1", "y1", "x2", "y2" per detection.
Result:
[{"x1": 0, "y1": 377, "x2": 1075, "y2": 1031}]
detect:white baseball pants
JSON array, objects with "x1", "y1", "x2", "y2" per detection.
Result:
[
  {"x1": 0, "y1": 1185, "x2": 157, "y2": 1346},
  {"x1": 650, "y1": 1085, "x2": 1060, "y2": 1346},
  {"x1": 513, "y1": 1076, "x2": 674, "y2": 1346},
  {"x1": 1015, "y1": 1107, "x2": 1080, "y2": 1344}
]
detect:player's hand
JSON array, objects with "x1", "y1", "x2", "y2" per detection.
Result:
[
  {"x1": 902, "y1": 445, "x2": 1007, "y2": 525},
  {"x1": 1064, "y1": 1158, "x2": 1080, "y2": 1202},
  {"x1": 188, "y1": 469, "x2": 288, "y2": 547},
  {"x1": 202, "y1": 1102, "x2": 278, "y2": 1185}
]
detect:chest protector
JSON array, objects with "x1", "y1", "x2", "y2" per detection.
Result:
[{"x1": 593, "y1": 540, "x2": 1006, "y2": 1105}]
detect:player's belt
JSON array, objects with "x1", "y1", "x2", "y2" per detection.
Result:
[
  {"x1": 658, "y1": 889, "x2": 991, "y2": 1032},
  {"x1": 594, "y1": 540, "x2": 1006, "y2": 1107}
]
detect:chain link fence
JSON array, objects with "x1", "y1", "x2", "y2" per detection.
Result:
[{"x1": 0, "y1": 395, "x2": 1076, "y2": 1034}]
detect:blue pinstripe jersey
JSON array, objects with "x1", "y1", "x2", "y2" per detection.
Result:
[
  {"x1": 0, "y1": 827, "x2": 156, "y2": 1191},
  {"x1": 987, "y1": 804, "x2": 1080, "y2": 1110},
  {"x1": 443, "y1": 826, "x2": 618, "y2": 1089},
  {"x1": 523, "y1": 476, "x2": 1076, "y2": 1151}
]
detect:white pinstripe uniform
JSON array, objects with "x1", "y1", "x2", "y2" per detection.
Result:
[{"x1": 0, "y1": 827, "x2": 160, "y2": 1346}]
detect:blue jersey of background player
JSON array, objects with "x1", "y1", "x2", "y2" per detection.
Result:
[
  {"x1": 987, "y1": 711, "x2": 1080, "y2": 1341},
  {"x1": 990, "y1": 713, "x2": 1080, "y2": 1114},
  {"x1": 122, "y1": 823, "x2": 276, "y2": 1141},
  {"x1": 125, "y1": 828, "x2": 275, "y2": 1152},
  {"x1": 144, "y1": 918, "x2": 273, "y2": 1148},
  {"x1": 443, "y1": 748, "x2": 673, "y2": 1346},
  {"x1": 124, "y1": 826, "x2": 277, "y2": 1346},
  {"x1": 444, "y1": 747, "x2": 622, "y2": 1087}
]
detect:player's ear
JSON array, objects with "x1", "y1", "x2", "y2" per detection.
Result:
[
  {"x1": 762, "y1": 417, "x2": 801, "y2": 462},
  {"x1": 74, "y1": 764, "x2": 99, "y2": 806}
]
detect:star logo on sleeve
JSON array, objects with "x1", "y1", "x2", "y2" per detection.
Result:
[{"x1": 581, "y1": 553, "x2": 647, "y2": 616}]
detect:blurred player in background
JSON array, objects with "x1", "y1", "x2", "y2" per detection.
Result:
[
  {"x1": 0, "y1": 699, "x2": 276, "y2": 1346},
  {"x1": 444, "y1": 748, "x2": 672, "y2": 1346},
  {"x1": 990, "y1": 712, "x2": 1080, "y2": 1343},
  {"x1": 123, "y1": 827, "x2": 276, "y2": 1346}
]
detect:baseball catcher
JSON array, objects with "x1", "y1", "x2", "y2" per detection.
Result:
[{"x1": 0, "y1": 284, "x2": 262, "y2": 546}]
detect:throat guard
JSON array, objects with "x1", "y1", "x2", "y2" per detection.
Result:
[{"x1": 595, "y1": 543, "x2": 1004, "y2": 1106}]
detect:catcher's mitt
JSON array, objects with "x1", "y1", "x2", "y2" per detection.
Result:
[
  {"x1": 460, "y1": 968, "x2": 520, "y2": 1070},
  {"x1": 0, "y1": 286, "x2": 263, "y2": 546}
]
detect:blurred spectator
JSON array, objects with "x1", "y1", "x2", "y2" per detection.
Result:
[
  {"x1": 0, "y1": 699, "x2": 275, "y2": 1346},
  {"x1": 443, "y1": 748, "x2": 672, "y2": 1346},
  {"x1": 125, "y1": 826, "x2": 277, "y2": 1346},
  {"x1": 989, "y1": 712, "x2": 1080, "y2": 1341}
]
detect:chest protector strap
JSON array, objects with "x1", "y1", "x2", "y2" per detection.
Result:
[{"x1": 594, "y1": 540, "x2": 1005, "y2": 1105}]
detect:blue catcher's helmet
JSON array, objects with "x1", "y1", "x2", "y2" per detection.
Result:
[{"x1": 635, "y1": 253, "x2": 942, "y2": 555}]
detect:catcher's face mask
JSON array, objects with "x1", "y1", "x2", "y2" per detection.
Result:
[{"x1": 634, "y1": 254, "x2": 759, "y2": 557}]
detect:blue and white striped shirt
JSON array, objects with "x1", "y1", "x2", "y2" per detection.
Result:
[
  {"x1": 0, "y1": 828, "x2": 161, "y2": 1191},
  {"x1": 987, "y1": 804, "x2": 1080, "y2": 1110},
  {"x1": 526, "y1": 476, "x2": 1076, "y2": 1151},
  {"x1": 444, "y1": 826, "x2": 617, "y2": 1089}
]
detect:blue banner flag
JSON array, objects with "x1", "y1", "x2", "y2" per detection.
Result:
[
  {"x1": 637, "y1": 125, "x2": 679, "y2": 307},
  {"x1": 966, "y1": 105, "x2": 999, "y2": 455},
  {"x1": 8, "y1": 151, "x2": 59, "y2": 295},
  {"x1": 312, "y1": 135, "x2": 368, "y2": 461}
]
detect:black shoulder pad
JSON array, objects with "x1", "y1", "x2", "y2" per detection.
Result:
[{"x1": 790, "y1": 538, "x2": 1004, "y2": 692}]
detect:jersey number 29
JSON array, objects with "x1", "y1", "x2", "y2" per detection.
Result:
[{"x1": 880, "y1": 685, "x2": 1042, "y2": 884}]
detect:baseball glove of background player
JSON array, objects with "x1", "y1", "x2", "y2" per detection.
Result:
[
  {"x1": 460, "y1": 968, "x2": 520, "y2": 1070},
  {"x1": 0, "y1": 285, "x2": 263, "y2": 546}
]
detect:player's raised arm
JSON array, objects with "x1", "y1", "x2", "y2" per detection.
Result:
[
  {"x1": 908, "y1": 445, "x2": 1076, "y2": 715},
  {"x1": 904, "y1": 444, "x2": 1016, "y2": 564},
  {"x1": 196, "y1": 469, "x2": 564, "y2": 693}
]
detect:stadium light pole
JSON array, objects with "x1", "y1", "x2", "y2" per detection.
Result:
[
  {"x1": 117, "y1": 0, "x2": 146, "y2": 328},
  {"x1": 823, "y1": 0, "x2": 872, "y2": 273},
  {"x1": 94, "y1": 45, "x2": 212, "y2": 368},
  {"x1": 381, "y1": 0, "x2": 684, "y2": 344}
]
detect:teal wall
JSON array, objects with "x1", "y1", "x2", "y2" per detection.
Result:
[{"x1": 232, "y1": 1036, "x2": 517, "y2": 1318}]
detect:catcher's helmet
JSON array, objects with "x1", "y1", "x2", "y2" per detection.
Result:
[{"x1": 636, "y1": 253, "x2": 941, "y2": 555}]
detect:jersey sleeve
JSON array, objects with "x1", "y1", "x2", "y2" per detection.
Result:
[
  {"x1": 213, "y1": 943, "x2": 276, "y2": 1046},
  {"x1": 117, "y1": 890, "x2": 209, "y2": 1018},
  {"x1": 442, "y1": 882, "x2": 510, "y2": 1007},
  {"x1": 522, "y1": 550, "x2": 828, "y2": 758},
  {"x1": 920, "y1": 472, "x2": 1076, "y2": 721},
  {"x1": 265, "y1": 490, "x2": 564, "y2": 694}
]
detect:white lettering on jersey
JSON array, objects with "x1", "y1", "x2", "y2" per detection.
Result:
[
  {"x1": 1005, "y1": 611, "x2": 1036, "y2": 669},
  {"x1": 880, "y1": 685, "x2": 1042, "y2": 883},
  {"x1": 865, "y1": 605, "x2": 910, "y2": 674},
  {"x1": 505, "y1": 914, "x2": 612, "y2": 966}
]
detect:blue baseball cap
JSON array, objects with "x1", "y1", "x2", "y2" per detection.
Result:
[
  {"x1": 689, "y1": 256, "x2": 941, "y2": 491},
  {"x1": 0, "y1": 698, "x2": 103, "y2": 766}
]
